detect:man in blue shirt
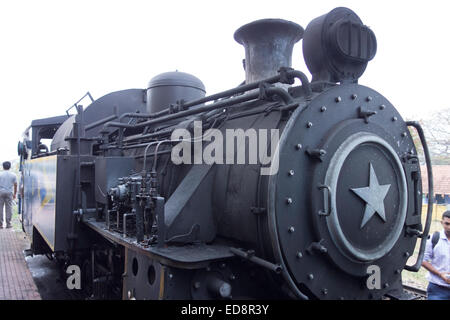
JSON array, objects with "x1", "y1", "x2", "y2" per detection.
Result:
[
  {"x1": 422, "y1": 211, "x2": 450, "y2": 300},
  {"x1": 0, "y1": 161, "x2": 17, "y2": 229}
]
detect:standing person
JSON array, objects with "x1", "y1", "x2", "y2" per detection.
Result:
[
  {"x1": 422, "y1": 211, "x2": 450, "y2": 300},
  {"x1": 0, "y1": 161, "x2": 17, "y2": 229}
]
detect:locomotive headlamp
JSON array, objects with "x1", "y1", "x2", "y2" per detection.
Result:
[
  {"x1": 303, "y1": 7, "x2": 377, "y2": 83},
  {"x1": 17, "y1": 141, "x2": 25, "y2": 156}
]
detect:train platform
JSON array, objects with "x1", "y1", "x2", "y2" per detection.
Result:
[{"x1": 0, "y1": 222, "x2": 41, "y2": 300}]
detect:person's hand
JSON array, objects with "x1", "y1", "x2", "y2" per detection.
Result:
[
  {"x1": 439, "y1": 272, "x2": 450, "y2": 284},
  {"x1": 13, "y1": 194, "x2": 16, "y2": 200}
]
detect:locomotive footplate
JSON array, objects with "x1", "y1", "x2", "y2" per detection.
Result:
[
  {"x1": 268, "y1": 84, "x2": 420, "y2": 300},
  {"x1": 83, "y1": 217, "x2": 234, "y2": 269}
]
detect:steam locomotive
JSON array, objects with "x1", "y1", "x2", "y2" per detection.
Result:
[{"x1": 17, "y1": 7, "x2": 433, "y2": 300}]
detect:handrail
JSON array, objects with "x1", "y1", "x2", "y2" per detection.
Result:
[{"x1": 404, "y1": 121, "x2": 434, "y2": 272}]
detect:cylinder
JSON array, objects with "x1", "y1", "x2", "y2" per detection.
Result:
[
  {"x1": 234, "y1": 19, "x2": 304, "y2": 84},
  {"x1": 146, "y1": 71, "x2": 206, "y2": 114},
  {"x1": 206, "y1": 275, "x2": 232, "y2": 298}
]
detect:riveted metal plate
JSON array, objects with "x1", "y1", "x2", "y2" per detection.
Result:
[{"x1": 267, "y1": 84, "x2": 419, "y2": 300}]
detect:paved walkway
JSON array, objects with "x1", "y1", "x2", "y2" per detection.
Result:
[{"x1": 0, "y1": 223, "x2": 41, "y2": 300}]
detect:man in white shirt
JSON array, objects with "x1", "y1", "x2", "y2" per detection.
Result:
[
  {"x1": 0, "y1": 161, "x2": 17, "y2": 229},
  {"x1": 422, "y1": 210, "x2": 450, "y2": 300}
]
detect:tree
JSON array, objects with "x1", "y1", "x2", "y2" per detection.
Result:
[{"x1": 408, "y1": 108, "x2": 450, "y2": 165}]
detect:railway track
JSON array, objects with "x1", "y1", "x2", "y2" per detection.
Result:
[{"x1": 402, "y1": 284, "x2": 427, "y2": 300}]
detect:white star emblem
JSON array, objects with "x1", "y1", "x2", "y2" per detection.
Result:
[{"x1": 350, "y1": 163, "x2": 391, "y2": 229}]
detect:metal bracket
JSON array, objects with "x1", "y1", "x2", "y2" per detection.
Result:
[
  {"x1": 123, "y1": 213, "x2": 136, "y2": 237},
  {"x1": 402, "y1": 152, "x2": 419, "y2": 163},
  {"x1": 306, "y1": 239, "x2": 328, "y2": 255},
  {"x1": 358, "y1": 107, "x2": 377, "y2": 124},
  {"x1": 406, "y1": 227, "x2": 421, "y2": 237},
  {"x1": 306, "y1": 148, "x2": 327, "y2": 161}
]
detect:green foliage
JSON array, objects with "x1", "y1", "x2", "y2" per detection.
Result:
[{"x1": 407, "y1": 108, "x2": 450, "y2": 165}]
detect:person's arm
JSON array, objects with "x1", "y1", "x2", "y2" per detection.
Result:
[
  {"x1": 422, "y1": 238, "x2": 450, "y2": 284},
  {"x1": 422, "y1": 261, "x2": 450, "y2": 284}
]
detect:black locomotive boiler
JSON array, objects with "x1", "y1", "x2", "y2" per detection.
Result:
[{"x1": 17, "y1": 7, "x2": 433, "y2": 300}]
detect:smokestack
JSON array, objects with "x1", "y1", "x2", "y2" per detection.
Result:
[{"x1": 234, "y1": 19, "x2": 304, "y2": 84}]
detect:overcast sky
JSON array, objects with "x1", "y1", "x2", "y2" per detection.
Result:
[{"x1": 1, "y1": 0, "x2": 449, "y2": 161}]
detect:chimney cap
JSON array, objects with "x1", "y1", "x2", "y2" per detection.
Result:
[{"x1": 234, "y1": 18, "x2": 304, "y2": 45}]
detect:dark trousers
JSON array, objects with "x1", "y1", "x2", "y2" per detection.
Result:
[{"x1": 427, "y1": 282, "x2": 450, "y2": 300}]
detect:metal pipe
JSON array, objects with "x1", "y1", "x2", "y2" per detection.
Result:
[
  {"x1": 118, "y1": 111, "x2": 169, "y2": 123},
  {"x1": 263, "y1": 86, "x2": 294, "y2": 104},
  {"x1": 84, "y1": 110, "x2": 159, "y2": 133},
  {"x1": 122, "y1": 111, "x2": 221, "y2": 144},
  {"x1": 102, "y1": 69, "x2": 309, "y2": 131},
  {"x1": 104, "y1": 91, "x2": 260, "y2": 130},
  {"x1": 142, "y1": 141, "x2": 164, "y2": 174},
  {"x1": 85, "y1": 114, "x2": 118, "y2": 131},
  {"x1": 119, "y1": 112, "x2": 153, "y2": 120},
  {"x1": 289, "y1": 70, "x2": 312, "y2": 98},
  {"x1": 107, "y1": 88, "x2": 294, "y2": 154},
  {"x1": 229, "y1": 247, "x2": 282, "y2": 274},
  {"x1": 122, "y1": 128, "x2": 172, "y2": 144},
  {"x1": 122, "y1": 142, "x2": 158, "y2": 150},
  {"x1": 31, "y1": 150, "x2": 58, "y2": 159},
  {"x1": 279, "y1": 102, "x2": 301, "y2": 113},
  {"x1": 179, "y1": 74, "x2": 279, "y2": 108},
  {"x1": 152, "y1": 140, "x2": 175, "y2": 172}
]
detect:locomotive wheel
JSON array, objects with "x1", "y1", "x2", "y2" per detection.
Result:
[{"x1": 267, "y1": 84, "x2": 420, "y2": 300}]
